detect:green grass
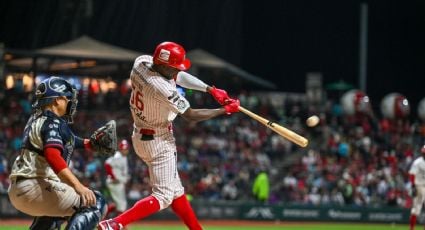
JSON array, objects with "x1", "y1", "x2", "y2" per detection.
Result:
[
  {"x1": 0, "y1": 223, "x2": 409, "y2": 230},
  {"x1": 127, "y1": 224, "x2": 408, "y2": 230}
]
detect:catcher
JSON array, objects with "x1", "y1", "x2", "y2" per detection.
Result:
[{"x1": 8, "y1": 76, "x2": 117, "y2": 229}]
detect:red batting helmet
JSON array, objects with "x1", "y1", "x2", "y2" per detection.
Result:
[
  {"x1": 153, "y1": 41, "x2": 191, "y2": 71},
  {"x1": 119, "y1": 139, "x2": 129, "y2": 151}
]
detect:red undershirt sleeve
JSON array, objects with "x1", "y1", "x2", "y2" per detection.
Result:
[
  {"x1": 104, "y1": 163, "x2": 116, "y2": 180},
  {"x1": 410, "y1": 174, "x2": 415, "y2": 185},
  {"x1": 84, "y1": 140, "x2": 92, "y2": 150},
  {"x1": 44, "y1": 147, "x2": 68, "y2": 174}
]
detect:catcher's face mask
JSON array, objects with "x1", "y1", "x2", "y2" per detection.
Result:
[{"x1": 64, "y1": 89, "x2": 78, "y2": 123}]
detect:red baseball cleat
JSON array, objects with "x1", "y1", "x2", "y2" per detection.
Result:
[{"x1": 98, "y1": 219, "x2": 123, "y2": 230}]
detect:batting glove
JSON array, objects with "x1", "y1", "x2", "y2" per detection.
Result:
[
  {"x1": 224, "y1": 99, "x2": 240, "y2": 115},
  {"x1": 210, "y1": 86, "x2": 231, "y2": 105}
]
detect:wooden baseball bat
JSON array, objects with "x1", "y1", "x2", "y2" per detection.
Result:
[{"x1": 238, "y1": 106, "x2": 309, "y2": 147}]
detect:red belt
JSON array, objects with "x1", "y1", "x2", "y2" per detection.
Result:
[
  {"x1": 139, "y1": 128, "x2": 155, "y2": 141},
  {"x1": 139, "y1": 124, "x2": 172, "y2": 135},
  {"x1": 139, "y1": 129, "x2": 155, "y2": 135}
]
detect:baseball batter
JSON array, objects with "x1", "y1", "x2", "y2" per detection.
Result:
[
  {"x1": 409, "y1": 145, "x2": 425, "y2": 230},
  {"x1": 98, "y1": 41, "x2": 240, "y2": 230},
  {"x1": 7, "y1": 76, "x2": 110, "y2": 229},
  {"x1": 105, "y1": 139, "x2": 130, "y2": 216}
]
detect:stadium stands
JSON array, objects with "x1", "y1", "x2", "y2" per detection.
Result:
[{"x1": 1, "y1": 86, "x2": 424, "y2": 210}]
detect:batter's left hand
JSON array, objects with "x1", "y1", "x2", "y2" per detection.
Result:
[{"x1": 209, "y1": 86, "x2": 231, "y2": 105}]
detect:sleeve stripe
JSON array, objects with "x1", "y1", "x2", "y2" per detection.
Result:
[{"x1": 44, "y1": 143, "x2": 64, "y2": 151}]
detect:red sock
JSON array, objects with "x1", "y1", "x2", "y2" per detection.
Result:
[
  {"x1": 114, "y1": 195, "x2": 160, "y2": 226},
  {"x1": 410, "y1": 214, "x2": 416, "y2": 230},
  {"x1": 171, "y1": 194, "x2": 202, "y2": 230}
]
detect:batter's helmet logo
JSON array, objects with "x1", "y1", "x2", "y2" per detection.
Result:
[{"x1": 158, "y1": 49, "x2": 171, "y2": 62}]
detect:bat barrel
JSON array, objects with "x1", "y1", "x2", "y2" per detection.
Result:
[{"x1": 238, "y1": 106, "x2": 308, "y2": 147}]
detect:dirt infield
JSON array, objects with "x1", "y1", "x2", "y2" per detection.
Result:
[
  {"x1": 0, "y1": 218, "x2": 308, "y2": 227},
  {"x1": 0, "y1": 219, "x2": 410, "y2": 230},
  {"x1": 137, "y1": 220, "x2": 308, "y2": 227}
]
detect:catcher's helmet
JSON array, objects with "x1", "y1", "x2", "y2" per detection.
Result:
[
  {"x1": 33, "y1": 76, "x2": 78, "y2": 123},
  {"x1": 153, "y1": 41, "x2": 191, "y2": 71}
]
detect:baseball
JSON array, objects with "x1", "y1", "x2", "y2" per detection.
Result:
[{"x1": 306, "y1": 115, "x2": 320, "y2": 127}]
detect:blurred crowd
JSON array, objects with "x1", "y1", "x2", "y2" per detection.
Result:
[{"x1": 1, "y1": 85, "x2": 425, "y2": 210}]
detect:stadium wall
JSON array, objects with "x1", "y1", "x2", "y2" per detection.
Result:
[{"x1": 0, "y1": 195, "x2": 414, "y2": 223}]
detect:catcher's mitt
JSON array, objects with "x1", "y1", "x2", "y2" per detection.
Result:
[{"x1": 90, "y1": 120, "x2": 117, "y2": 156}]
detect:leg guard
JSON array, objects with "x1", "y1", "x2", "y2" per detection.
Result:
[
  {"x1": 65, "y1": 190, "x2": 107, "y2": 230},
  {"x1": 29, "y1": 216, "x2": 66, "y2": 230}
]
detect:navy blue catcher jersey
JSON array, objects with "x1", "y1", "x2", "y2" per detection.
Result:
[{"x1": 10, "y1": 110, "x2": 83, "y2": 180}]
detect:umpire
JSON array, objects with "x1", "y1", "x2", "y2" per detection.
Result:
[{"x1": 8, "y1": 76, "x2": 114, "y2": 229}]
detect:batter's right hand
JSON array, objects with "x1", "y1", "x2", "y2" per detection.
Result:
[
  {"x1": 76, "y1": 185, "x2": 97, "y2": 207},
  {"x1": 224, "y1": 99, "x2": 240, "y2": 115}
]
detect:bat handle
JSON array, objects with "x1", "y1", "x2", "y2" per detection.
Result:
[{"x1": 238, "y1": 106, "x2": 252, "y2": 116}]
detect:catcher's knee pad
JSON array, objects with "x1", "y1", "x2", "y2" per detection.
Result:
[
  {"x1": 30, "y1": 216, "x2": 66, "y2": 230},
  {"x1": 65, "y1": 190, "x2": 108, "y2": 230},
  {"x1": 94, "y1": 190, "x2": 108, "y2": 219}
]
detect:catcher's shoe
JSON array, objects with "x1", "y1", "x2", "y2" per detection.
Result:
[{"x1": 98, "y1": 219, "x2": 123, "y2": 230}]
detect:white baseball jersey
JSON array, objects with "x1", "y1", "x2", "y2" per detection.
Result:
[
  {"x1": 410, "y1": 156, "x2": 425, "y2": 215},
  {"x1": 105, "y1": 150, "x2": 129, "y2": 212},
  {"x1": 128, "y1": 55, "x2": 189, "y2": 210},
  {"x1": 129, "y1": 55, "x2": 190, "y2": 134},
  {"x1": 105, "y1": 151, "x2": 129, "y2": 184},
  {"x1": 410, "y1": 156, "x2": 425, "y2": 186}
]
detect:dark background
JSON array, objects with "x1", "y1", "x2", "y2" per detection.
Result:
[{"x1": 1, "y1": 0, "x2": 424, "y2": 109}]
